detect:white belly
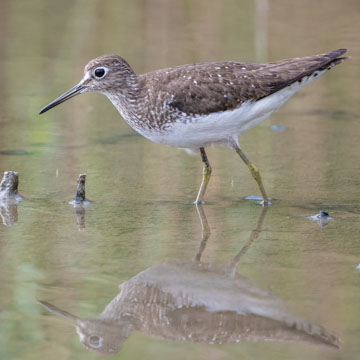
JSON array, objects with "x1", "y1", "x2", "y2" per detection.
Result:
[{"x1": 125, "y1": 69, "x2": 325, "y2": 149}]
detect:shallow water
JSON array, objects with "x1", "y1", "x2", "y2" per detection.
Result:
[{"x1": 1, "y1": 1, "x2": 360, "y2": 359}]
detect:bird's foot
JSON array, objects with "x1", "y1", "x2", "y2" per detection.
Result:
[{"x1": 193, "y1": 199, "x2": 205, "y2": 205}]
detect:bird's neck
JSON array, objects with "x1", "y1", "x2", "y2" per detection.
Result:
[{"x1": 104, "y1": 75, "x2": 147, "y2": 129}]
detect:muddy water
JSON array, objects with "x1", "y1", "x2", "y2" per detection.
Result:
[{"x1": 1, "y1": 1, "x2": 360, "y2": 359}]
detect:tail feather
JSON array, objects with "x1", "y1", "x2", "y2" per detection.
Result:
[{"x1": 267, "y1": 49, "x2": 349, "y2": 95}]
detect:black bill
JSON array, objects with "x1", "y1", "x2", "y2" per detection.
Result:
[{"x1": 39, "y1": 83, "x2": 86, "y2": 114}]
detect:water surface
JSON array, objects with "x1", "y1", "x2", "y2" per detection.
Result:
[{"x1": 0, "y1": 1, "x2": 360, "y2": 359}]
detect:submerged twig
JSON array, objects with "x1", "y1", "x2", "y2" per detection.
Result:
[{"x1": 69, "y1": 173, "x2": 90, "y2": 231}]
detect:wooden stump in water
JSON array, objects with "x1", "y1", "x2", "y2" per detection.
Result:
[
  {"x1": 0, "y1": 171, "x2": 20, "y2": 198},
  {"x1": 75, "y1": 173, "x2": 87, "y2": 203},
  {"x1": 0, "y1": 171, "x2": 23, "y2": 226}
]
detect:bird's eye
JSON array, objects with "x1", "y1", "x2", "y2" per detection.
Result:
[
  {"x1": 94, "y1": 67, "x2": 106, "y2": 79},
  {"x1": 88, "y1": 335, "x2": 102, "y2": 347}
]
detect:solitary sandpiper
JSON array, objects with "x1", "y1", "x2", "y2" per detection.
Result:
[{"x1": 39, "y1": 49, "x2": 348, "y2": 205}]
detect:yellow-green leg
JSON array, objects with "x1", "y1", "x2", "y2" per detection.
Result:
[
  {"x1": 194, "y1": 204, "x2": 211, "y2": 261},
  {"x1": 230, "y1": 140, "x2": 269, "y2": 205},
  {"x1": 194, "y1": 147, "x2": 212, "y2": 204}
]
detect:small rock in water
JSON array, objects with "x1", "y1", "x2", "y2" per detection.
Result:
[
  {"x1": 356, "y1": 264, "x2": 360, "y2": 271},
  {"x1": 308, "y1": 210, "x2": 332, "y2": 227},
  {"x1": 271, "y1": 125, "x2": 285, "y2": 132}
]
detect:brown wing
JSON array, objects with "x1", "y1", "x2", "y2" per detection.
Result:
[{"x1": 152, "y1": 49, "x2": 347, "y2": 116}]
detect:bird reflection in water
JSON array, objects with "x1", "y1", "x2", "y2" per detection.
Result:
[{"x1": 38, "y1": 205, "x2": 339, "y2": 354}]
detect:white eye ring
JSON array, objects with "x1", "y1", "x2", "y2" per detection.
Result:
[
  {"x1": 93, "y1": 67, "x2": 108, "y2": 79},
  {"x1": 88, "y1": 335, "x2": 103, "y2": 348}
]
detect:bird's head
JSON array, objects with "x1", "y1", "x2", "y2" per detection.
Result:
[{"x1": 39, "y1": 55, "x2": 136, "y2": 114}]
